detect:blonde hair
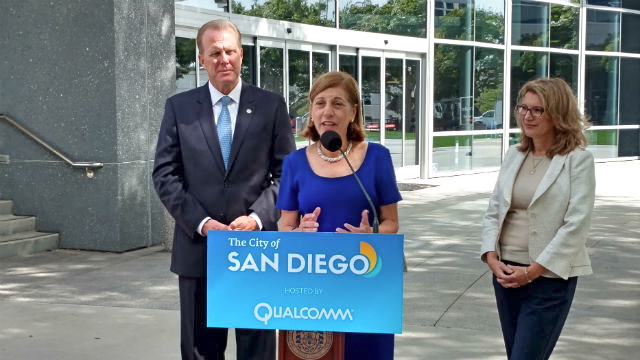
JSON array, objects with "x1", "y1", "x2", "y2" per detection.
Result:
[
  {"x1": 196, "y1": 19, "x2": 242, "y2": 54},
  {"x1": 300, "y1": 72, "x2": 366, "y2": 142},
  {"x1": 516, "y1": 78, "x2": 590, "y2": 157}
]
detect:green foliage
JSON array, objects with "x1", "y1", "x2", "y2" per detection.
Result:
[
  {"x1": 176, "y1": 37, "x2": 196, "y2": 79},
  {"x1": 341, "y1": 0, "x2": 426, "y2": 37},
  {"x1": 234, "y1": 0, "x2": 333, "y2": 26}
]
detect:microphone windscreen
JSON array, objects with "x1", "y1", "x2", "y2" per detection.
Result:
[{"x1": 320, "y1": 130, "x2": 342, "y2": 152}]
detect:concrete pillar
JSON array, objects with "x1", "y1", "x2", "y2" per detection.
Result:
[{"x1": 0, "y1": 0, "x2": 175, "y2": 251}]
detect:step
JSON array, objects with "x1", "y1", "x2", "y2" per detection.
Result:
[
  {"x1": 0, "y1": 215, "x2": 36, "y2": 236},
  {"x1": 0, "y1": 200, "x2": 12, "y2": 216},
  {"x1": 0, "y1": 231, "x2": 59, "y2": 259}
]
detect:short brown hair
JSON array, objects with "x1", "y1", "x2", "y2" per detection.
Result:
[
  {"x1": 300, "y1": 72, "x2": 366, "y2": 142},
  {"x1": 515, "y1": 77, "x2": 590, "y2": 157},
  {"x1": 196, "y1": 19, "x2": 242, "y2": 54}
]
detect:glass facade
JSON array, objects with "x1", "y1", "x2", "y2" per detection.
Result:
[{"x1": 174, "y1": 0, "x2": 640, "y2": 179}]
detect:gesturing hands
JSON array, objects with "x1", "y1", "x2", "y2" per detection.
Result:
[
  {"x1": 337, "y1": 209, "x2": 372, "y2": 233},
  {"x1": 298, "y1": 207, "x2": 321, "y2": 232}
]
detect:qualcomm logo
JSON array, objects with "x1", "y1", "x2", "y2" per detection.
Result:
[{"x1": 254, "y1": 302, "x2": 354, "y2": 325}]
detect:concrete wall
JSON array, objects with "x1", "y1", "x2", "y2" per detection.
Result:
[{"x1": 0, "y1": 0, "x2": 175, "y2": 251}]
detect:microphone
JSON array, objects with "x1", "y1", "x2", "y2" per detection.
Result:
[{"x1": 320, "y1": 130, "x2": 380, "y2": 233}]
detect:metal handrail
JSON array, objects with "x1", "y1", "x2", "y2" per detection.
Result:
[{"x1": 1, "y1": 113, "x2": 104, "y2": 178}]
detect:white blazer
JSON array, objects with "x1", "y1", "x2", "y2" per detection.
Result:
[{"x1": 481, "y1": 145, "x2": 595, "y2": 279}]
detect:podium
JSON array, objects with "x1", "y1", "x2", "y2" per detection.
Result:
[
  {"x1": 206, "y1": 231, "x2": 403, "y2": 359},
  {"x1": 278, "y1": 331, "x2": 344, "y2": 360}
]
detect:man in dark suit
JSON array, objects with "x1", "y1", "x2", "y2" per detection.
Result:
[{"x1": 152, "y1": 19, "x2": 295, "y2": 360}]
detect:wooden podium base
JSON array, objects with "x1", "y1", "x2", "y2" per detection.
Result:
[{"x1": 278, "y1": 330, "x2": 344, "y2": 360}]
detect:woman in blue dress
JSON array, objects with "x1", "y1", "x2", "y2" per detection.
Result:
[{"x1": 277, "y1": 71, "x2": 402, "y2": 360}]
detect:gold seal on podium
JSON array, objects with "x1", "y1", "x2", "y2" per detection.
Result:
[{"x1": 286, "y1": 331, "x2": 333, "y2": 360}]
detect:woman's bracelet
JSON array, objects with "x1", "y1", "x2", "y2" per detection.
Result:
[{"x1": 524, "y1": 267, "x2": 532, "y2": 283}]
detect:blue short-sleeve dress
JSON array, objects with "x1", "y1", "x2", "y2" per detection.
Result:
[{"x1": 277, "y1": 142, "x2": 402, "y2": 360}]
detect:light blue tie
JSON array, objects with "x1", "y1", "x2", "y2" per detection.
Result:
[{"x1": 217, "y1": 96, "x2": 232, "y2": 169}]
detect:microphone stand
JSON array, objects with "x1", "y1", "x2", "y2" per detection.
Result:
[{"x1": 338, "y1": 149, "x2": 380, "y2": 234}]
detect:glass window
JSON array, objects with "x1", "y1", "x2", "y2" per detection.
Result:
[
  {"x1": 476, "y1": 0, "x2": 505, "y2": 44},
  {"x1": 435, "y1": 0, "x2": 473, "y2": 41},
  {"x1": 385, "y1": 58, "x2": 403, "y2": 153},
  {"x1": 550, "y1": 4, "x2": 579, "y2": 50},
  {"x1": 340, "y1": 0, "x2": 427, "y2": 38},
  {"x1": 622, "y1": 0, "x2": 640, "y2": 11},
  {"x1": 586, "y1": 9, "x2": 620, "y2": 52},
  {"x1": 404, "y1": 59, "x2": 420, "y2": 166},
  {"x1": 175, "y1": 37, "x2": 197, "y2": 94},
  {"x1": 362, "y1": 56, "x2": 382, "y2": 142},
  {"x1": 241, "y1": 44, "x2": 255, "y2": 85},
  {"x1": 474, "y1": 47, "x2": 504, "y2": 130},
  {"x1": 549, "y1": 53, "x2": 578, "y2": 92},
  {"x1": 622, "y1": 13, "x2": 640, "y2": 53},
  {"x1": 512, "y1": 1, "x2": 549, "y2": 47},
  {"x1": 586, "y1": 0, "x2": 620, "y2": 7},
  {"x1": 434, "y1": 44, "x2": 473, "y2": 131},
  {"x1": 312, "y1": 52, "x2": 330, "y2": 79},
  {"x1": 432, "y1": 135, "x2": 503, "y2": 173},
  {"x1": 288, "y1": 49, "x2": 310, "y2": 135},
  {"x1": 339, "y1": 54, "x2": 358, "y2": 79},
  {"x1": 260, "y1": 46, "x2": 284, "y2": 96},
  {"x1": 620, "y1": 57, "x2": 640, "y2": 125},
  {"x1": 586, "y1": 129, "x2": 639, "y2": 158},
  {"x1": 231, "y1": 0, "x2": 336, "y2": 27},
  {"x1": 585, "y1": 55, "x2": 619, "y2": 126},
  {"x1": 510, "y1": 50, "x2": 548, "y2": 128}
]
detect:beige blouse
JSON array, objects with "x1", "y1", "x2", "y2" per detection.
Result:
[{"x1": 499, "y1": 152, "x2": 550, "y2": 265}]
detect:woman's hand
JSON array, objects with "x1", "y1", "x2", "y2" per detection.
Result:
[
  {"x1": 336, "y1": 209, "x2": 372, "y2": 233},
  {"x1": 298, "y1": 207, "x2": 321, "y2": 232}
]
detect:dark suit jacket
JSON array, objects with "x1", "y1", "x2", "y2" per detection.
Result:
[{"x1": 152, "y1": 82, "x2": 296, "y2": 277}]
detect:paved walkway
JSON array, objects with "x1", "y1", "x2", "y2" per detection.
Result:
[{"x1": 1, "y1": 160, "x2": 638, "y2": 359}]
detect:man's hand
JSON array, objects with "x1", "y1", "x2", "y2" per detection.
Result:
[
  {"x1": 229, "y1": 216, "x2": 259, "y2": 231},
  {"x1": 202, "y1": 219, "x2": 230, "y2": 235}
]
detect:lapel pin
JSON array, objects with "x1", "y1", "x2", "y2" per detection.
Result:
[{"x1": 246, "y1": 108, "x2": 253, "y2": 114}]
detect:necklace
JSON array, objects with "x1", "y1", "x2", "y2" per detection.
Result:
[
  {"x1": 317, "y1": 141, "x2": 353, "y2": 162},
  {"x1": 529, "y1": 153, "x2": 545, "y2": 175}
]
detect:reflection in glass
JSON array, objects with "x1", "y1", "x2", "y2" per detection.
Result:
[
  {"x1": 339, "y1": 54, "x2": 357, "y2": 79},
  {"x1": 312, "y1": 52, "x2": 330, "y2": 79},
  {"x1": 435, "y1": 0, "x2": 473, "y2": 41},
  {"x1": 510, "y1": 50, "x2": 548, "y2": 128},
  {"x1": 586, "y1": 0, "x2": 620, "y2": 7},
  {"x1": 585, "y1": 130, "x2": 616, "y2": 158},
  {"x1": 620, "y1": 58, "x2": 640, "y2": 125},
  {"x1": 232, "y1": 0, "x2": 335, "y2": 27},
  {"x1": 474, "y1": 48, "x2": 504, "y2": 130},
  {"x1": 585, "y1": 55, "x2": 619, "y2": 126},
  {"x1": 361, "y1": 56, "x2": 381, "y2": 143},
  {"x1": 175, "y1": 37, "x2": 197, "y2": 94},
  {"x1": 432, "y1": 135, "x2": 502, "y2": 173},
  {"x1": 385, "y1": 58, "x2": 403, "y2": 150},
  {"x1": 549, "y1": 53, "x2": 578, "y2": 92},
  {"x1": 288, "y1": 49, "x2": 310, "y2": 135},
  {"x1": 512, "y1": 1, "x2": 549, "y2": 47},
  {"x1": 550, "y1": 4, "x2": 578, "y2": 49},
  {"x1": 260, "y1": 46, "x2": 284, "y2": 96},
  {"x1": 622, "y1": 13, "x2": 640, "y2": 53},
  {"x1": 340, "y1": 0, "x2": 426, "y2": 38},
  {"x1": 434, "y1": 44, "x2": 473, "y2": 131},
  {"x1": 476, "y1": 0, "x2": 505, "y2": 44},
  {"x1": 404, "y1": 59, "x2": 420, "y2": 166},
  {"x1": 586, "y1": 9, "x2": 620, "y2": 51},
  {"x1": 241, "y1": 45, "x2": 255, "y2": 85}
]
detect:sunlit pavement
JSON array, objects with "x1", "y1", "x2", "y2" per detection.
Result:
[{"x1": 1, "y1": 160, "x2": 638, "y2": 359}]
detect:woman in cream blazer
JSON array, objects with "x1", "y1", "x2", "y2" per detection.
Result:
[{"x1": 481, "y1": 78, "x2": 595, "y2": 360}]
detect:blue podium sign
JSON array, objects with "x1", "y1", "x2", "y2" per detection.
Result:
[{"x1": 206, "y1": 231, "x2": 404, "y2": 334}]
